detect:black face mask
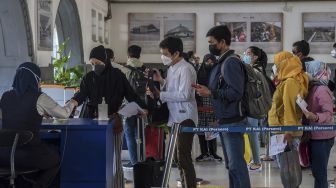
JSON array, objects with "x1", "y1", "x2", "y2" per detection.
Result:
[
  {"x1": 205, "y1": 63, "x2": 213, "y2": 70},
  {"x1": 93, "y1": 64, "x2": 105, "y2": 75},
  {"x1": 209, "y1": 44, "x2": 221, "y2": 56}
]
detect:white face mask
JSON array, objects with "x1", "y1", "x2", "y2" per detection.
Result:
[
  {"x1": 331, "y1": 49, "x2": 336, "y2": 58},
  {"x1": 161, "y1": 55, "x2": 172, "y2": 66}
]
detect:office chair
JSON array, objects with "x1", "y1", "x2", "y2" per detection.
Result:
[{"x1": 0, "y1": 130, "x2": 38, "y2": 188}]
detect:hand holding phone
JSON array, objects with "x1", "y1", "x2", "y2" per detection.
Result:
[{"x1": 191, "y1": 83, "x2": 201, "y2": 89}]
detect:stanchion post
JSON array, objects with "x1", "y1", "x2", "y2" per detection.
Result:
[{"x1": 161, "y1": 123, "x2": 181, "y2": 188}]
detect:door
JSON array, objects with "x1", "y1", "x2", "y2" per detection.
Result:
[{"x1": 0, "y1": 0, "x2": 33, "y2": 96}]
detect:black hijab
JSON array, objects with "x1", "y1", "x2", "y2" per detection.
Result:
[
  {"x1": 12, "y1": 62, "x2": 41, "y2": 96},
  {"x1": 89, "y1": 45, "x2": 112, "y2": 71},
  {"x1": 197, "y1": 54, "x2": 216, "y2": 85}
]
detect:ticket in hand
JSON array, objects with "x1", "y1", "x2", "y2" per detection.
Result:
[{"x1": 296, "y1": 94, "x2": 308, "y2": 112}]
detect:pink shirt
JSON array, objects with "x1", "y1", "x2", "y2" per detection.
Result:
[{"x1": 305, "y1": 85, "x2": 336, "y2": 140}]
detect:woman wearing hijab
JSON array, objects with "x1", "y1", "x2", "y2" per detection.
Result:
[
  {"x1": 72, "y1": 45, "x2": 146, "y2": 188},
  {"x1": 0, "y1": 62, "x2": 78, "y2": 188},
  {"x1": 304, "y1": 60, "x2": 336, "y2": 188},
  {"x1": 195, "y1": 54, "x2": 222, "y2": 162},
  {"x1": 268, "y1": 51, "x2": 309, "y2": 188},
  {"x1": 73, "y1": 45, "x2": 146, "y2": 119}
]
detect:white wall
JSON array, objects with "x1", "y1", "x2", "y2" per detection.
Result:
[
  {"x1": 27, "y1": 0, "x2": 110, "y2": 67},
  {"x1": 110, "y1": 1, "x2": 336, "y2": 64}
]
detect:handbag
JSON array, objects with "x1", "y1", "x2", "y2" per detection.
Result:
[{"x1": 279, "y1": 145, "x2": 302, "y2": 188}]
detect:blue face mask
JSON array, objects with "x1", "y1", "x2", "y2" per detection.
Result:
[{"x1": 243, "y1": 55, "x2": 252, "y2": 64}]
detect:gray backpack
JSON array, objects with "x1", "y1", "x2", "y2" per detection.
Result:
[{"x1": 221, "y1": 55, "x2": 272, "y2": 119}]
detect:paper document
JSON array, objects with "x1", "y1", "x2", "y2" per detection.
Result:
[
  {"x1": 118, "y1": 102, "x2": 144, "y2": 118},
  {"x1": 269, "y1": 134, "x2": 287, "y2": 156},
  {"x1": 296, "y1": 94, "x2": 308, "y2": 112}
]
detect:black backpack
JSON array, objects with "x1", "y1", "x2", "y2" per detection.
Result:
[
  {"x1": 220, "y1": 55, "x2": 273, "y2": 119},
  {"x1": 126, "y1": 65, "x2": 147, "y2": 102}
]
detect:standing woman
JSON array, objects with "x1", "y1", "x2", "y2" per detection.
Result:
[
  {"x1": 195, "y1": 54, "x2": 222, "y2": 162},
  {"x1": 268, "y1": 51, "x2": 309, "y2": 188},
  {"x1": 242, "y1": 46, "x2": 268, "y2": 171},
  {"x1": 0, "y1": 62, "x2": 78, "y2": 188},
  {"x1": 304, "y1": 60, "x2": 336, "y2": 188},
  {"x1": 72, "y1": 45, "x2": 147, "y2": 188}
]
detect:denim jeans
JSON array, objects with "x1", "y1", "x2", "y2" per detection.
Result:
[
  {"x1": 221, "y1": 120, "x2": 251, "y2": 188},
  {"x1": 124, "y1": 116, "x2": 138, "y2": 165},
  {"x1": 246, "y1": 117, "x2": 261, "y2": 164},
  {"x1": 310, "y1": 138, "x2": 335, "y2": 188}
]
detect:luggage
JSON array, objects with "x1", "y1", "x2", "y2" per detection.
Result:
[
  {"x1": 146, "y1": 126, "x2": 165, "y2": 161},
  {"x1": 279, "y1": 145, "x2": 302, "y2": 188},
  {"x1": 133, "y1": 117, "x2": 165, "y2": 188},
  {"x1": 244, "y1": 134, "x2": 252, "y2": 164},
  {"x1": 133, "y1": 158, "x2": 165, "y2": 188}
]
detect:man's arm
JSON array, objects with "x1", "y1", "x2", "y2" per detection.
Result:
[{"x1": 211, "y1": 58, "x2": 245, "y2": 102}]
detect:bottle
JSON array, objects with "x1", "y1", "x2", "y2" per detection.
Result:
[{"x1": 98, "y1": 97, "x2": 108, "y2": 120}]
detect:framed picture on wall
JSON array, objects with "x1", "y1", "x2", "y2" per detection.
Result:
[
  {"x1": 128, "y1": 13, "x2": 196, "y2": 54},
  {"x1": 215, "y1": 13, "x2": 283, "y2": 54},
  {"x1": 37, "y1": 0, "x2": 53, "y2": 51},
  {"x1": 303, "y1": 12, "x2": 336, "y2": 54}
]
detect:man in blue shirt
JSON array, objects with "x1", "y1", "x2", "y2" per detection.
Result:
[{"x1": 195, "y1": 25, "x2": 251, "y2": 188}]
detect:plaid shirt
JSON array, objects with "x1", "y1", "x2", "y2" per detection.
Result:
[{"x1": 197, "y1": 96, "x2": 216, "y2": 126}]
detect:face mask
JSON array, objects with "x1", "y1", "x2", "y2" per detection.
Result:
[
  {"x1": 331, "y1": 49, "x2": 336, "y2": 58},
  {"x1": 243, "y1": 55, "x2": 252, "y2": 64},
  {"x1": 161, "y1": 55, "x2": 172, "y2": 66},
  {"x1": 209, "y1": 44, "x2": 221, "y2": 56},
  {"x1": 93, "y1": 64, "x2": 105, "y2": 75}
]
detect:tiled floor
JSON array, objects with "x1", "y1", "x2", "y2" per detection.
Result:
[{"x1": 122, "y1": 137, "x2": 336, "y2": 188}]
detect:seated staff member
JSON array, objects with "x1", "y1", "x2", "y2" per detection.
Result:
[{"x1": 0, "y1": 62, "x2": 78, "y2": 188}]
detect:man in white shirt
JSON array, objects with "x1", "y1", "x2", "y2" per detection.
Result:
[{"x1": 149, "y1": 37, "x2": 198, "y2": 188}]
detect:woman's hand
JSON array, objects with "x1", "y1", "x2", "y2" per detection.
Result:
[
  {"x1": 283, "y1": 133, "x2": 293, "y2": 145},
  {"x1": 303, "y1": 111, "x2": 318, "y2": 121}
]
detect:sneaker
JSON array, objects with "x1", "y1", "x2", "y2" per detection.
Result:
[
  {"x1": 196, "y1": 154, "x2": 211, "y2": 162},
  {"x1": 248, "y1": 163, "x2": 262, "y2": 172},
  {"x1": 210, "y1": 153, "x2": 222, "y2": 161},
  {"x1": 122, "y1": 162, "x2": 133, "y2": 170}
]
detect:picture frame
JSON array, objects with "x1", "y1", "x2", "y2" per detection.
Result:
[
  {"x1": 215, "y1": 13, "x2": 283, "y2": 54},
  {"x1": 37, "y1": 0, "x2": 53, "y2": 51},
  {"x1": 302, "y1": 12, "x2": 336, "y2": 54},
  {"x1": 128, "y1": 13, "x2": 196, "y2": 54}
]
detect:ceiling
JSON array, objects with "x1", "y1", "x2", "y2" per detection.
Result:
[{"x1": 110, "y1": 0, "x2": 335, "y2": 3}]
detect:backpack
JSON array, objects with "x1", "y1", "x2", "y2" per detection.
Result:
[
  {"x1": 126, "y1": 65, "x2": 147, "y2": 102},
  {"x1": 220, "y1": 55, "x2": 272, "y2": 119}
]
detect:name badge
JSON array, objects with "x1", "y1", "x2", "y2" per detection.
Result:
[{"x1": 179, "y1": 110, "x2": 186, "y2": 113}]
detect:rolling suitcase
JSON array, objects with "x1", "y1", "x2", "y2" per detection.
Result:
[
  {"x1": 133, "y1": 117, "x2": 165, "y2": 188},
  {"x1": 146, "y1": 126, "x2": 165, "y2": 161}
]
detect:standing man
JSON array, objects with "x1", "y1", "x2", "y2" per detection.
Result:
[
  {"x1": 292, "y1": 40, "x2": 314, "y2": 71},
  {"x1": 122, "y1": 45, "x2": 146, "y2": 169},
  {"x1": 148, "y1": 37, "x2": 198, "y2": 188},
  {"x1": 195, "y1": 25, "x2": 251, "y2": 188}
]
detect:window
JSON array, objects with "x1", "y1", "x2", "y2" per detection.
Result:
[
  {"x1": 91, "y1": 9, "x2": 97, "y2": 42},
  {"x1": 98, "y1": 12, "x2": 103, "y2": 43},
  {"x1": 104, "y1": 21, "x2": 109, "y2": 44}
]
